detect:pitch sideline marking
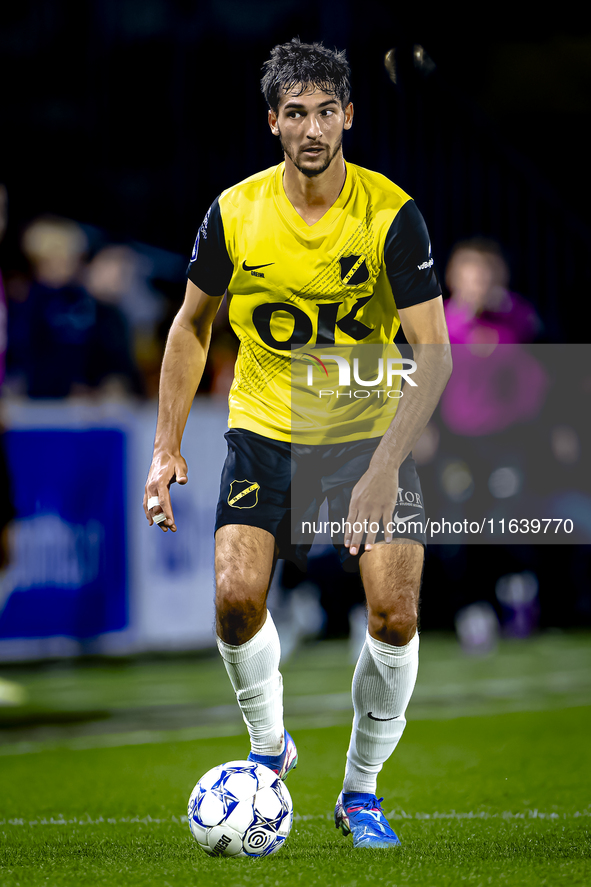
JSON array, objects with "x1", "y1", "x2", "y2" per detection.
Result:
[{"x1": 1, "y1": 810, "x2": 589, "y2": 827}]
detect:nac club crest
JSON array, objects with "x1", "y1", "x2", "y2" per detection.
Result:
[
  {"x1": 228, "y1": 479, "x2": 260, "y2": 509},
  {"x1": 339, "y1": 255, "x2": 369, "y2": 286}
]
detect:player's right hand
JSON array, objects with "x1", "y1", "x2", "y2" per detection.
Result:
[{"x1": 143, "y1": 451, "x2": 189, "y2": 532}]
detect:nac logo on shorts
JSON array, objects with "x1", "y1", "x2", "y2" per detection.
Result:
[{"x1": 228, "y1": 479, "x2": 260, "y2": 509}]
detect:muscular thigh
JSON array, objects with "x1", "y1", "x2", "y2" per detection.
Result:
[
  {"x1": 214, "y1": 524, "x2": 277, "y2": 644},
  {"x1": 359, "y1": 540, "x2": 424, "y2": 646}
]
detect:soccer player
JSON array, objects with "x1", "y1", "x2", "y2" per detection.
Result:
[{"x1": 144, "y1": 38, "x2": 452, "y2": 848}]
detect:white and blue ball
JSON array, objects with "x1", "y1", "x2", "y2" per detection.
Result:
[{"x1": 187, "y1": 760, "x2": 293, "y2": 858}]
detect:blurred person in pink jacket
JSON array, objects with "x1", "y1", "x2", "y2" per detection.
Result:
[
  {"x1": 442, "y1": 238, "x2": 545, "y2": 437},
  {"x1": 444, "y1": 237, "x2": 541, "y2": 347}
]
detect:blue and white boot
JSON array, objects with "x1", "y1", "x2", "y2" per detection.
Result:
[
  {"x1": 248, "y1": 730, "x2": 298, "y2": 781},
  {"x1": 335, "y1": 791, "x2": 401, "y2": 848}
]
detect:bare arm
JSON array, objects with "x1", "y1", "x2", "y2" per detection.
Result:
[
  {"x1": 345, "y1": 296, "x2": 452, "y2": 554},
  {"x1": 143, "y1": 280, "x2": 224, "y2": 531},
  {"x1": 374, "y1": 296, "x2": 452, "y2": 473}
]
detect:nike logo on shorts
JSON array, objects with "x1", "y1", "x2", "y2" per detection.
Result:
[{"x1": 392, "y1": 511, "x2": 421, "y2": 524}]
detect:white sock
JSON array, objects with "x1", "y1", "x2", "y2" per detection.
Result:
[
  {"x1": 343, "y1": 630, "x2": 419, "y2": 794},
  {"x1": 216, "y1": 610, "x2": 285, "y2": 756}
]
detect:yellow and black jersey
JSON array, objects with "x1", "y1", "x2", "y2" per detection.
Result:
[{"x1": 187, "y1": 161, "x2": 441, "y2": 443}]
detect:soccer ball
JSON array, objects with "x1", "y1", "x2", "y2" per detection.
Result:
[{"x1": 187, "y1": 760, "x2": 293, "y2": 858}]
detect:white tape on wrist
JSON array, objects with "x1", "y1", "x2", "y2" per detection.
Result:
[
  {"x1": 147, "y1": 497, "x2": 161, "y2": 510},
  {"x1": 153, "y1": 512, "x2": 167, "y2": 524}
]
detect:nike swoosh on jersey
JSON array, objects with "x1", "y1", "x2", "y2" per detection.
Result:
[
  {"x1": 242, "y1": 261, "x2": 275, "y2": 271},
  {"x1": 368, "y1": 712, "x2": 400, "y2": 721},
  {"x1": 392, "y1": 511, "x2": 422, "y2": 523}
]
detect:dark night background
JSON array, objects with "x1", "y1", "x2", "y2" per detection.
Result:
[
  {"x1": 1, "y1": 2, "x2": 591, "y2": 635},
  {"x1": 2, "y1": 2, "x2": 591, "y2": 342}
]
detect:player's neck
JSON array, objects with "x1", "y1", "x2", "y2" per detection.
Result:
[{"x1": 282, "y1": 152, "x2": 347, "y2": 226}]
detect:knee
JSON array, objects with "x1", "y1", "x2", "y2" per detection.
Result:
[
  {"x1": 215, "y1": 566, "x2": 268, "y2": 645},
  {"x1": 367, "y1": 600, "x2": 418, "y2": 647}
]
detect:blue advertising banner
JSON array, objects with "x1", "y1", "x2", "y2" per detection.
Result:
[{"x1": 0, "y1": 429, "x2": 127, "y2": 640}]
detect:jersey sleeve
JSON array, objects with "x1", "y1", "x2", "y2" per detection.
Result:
[
  {"x1": 186, "y1": 196, "x2": 234, "y2": 297},
  {"x1": 384, "y1": 200, "x2": 441, "y2": 309}
]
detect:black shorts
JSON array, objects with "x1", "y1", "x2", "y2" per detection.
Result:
[{"x1": 215, "y1": 428, "x2": 426, "y2": 572}]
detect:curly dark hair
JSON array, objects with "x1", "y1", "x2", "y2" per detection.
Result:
[{"x1": 261, "y1": 37, "x2": 351, "y2": 112}]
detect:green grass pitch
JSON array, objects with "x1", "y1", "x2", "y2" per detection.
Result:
[{"x1": 1, "y1": 633, "x2": 590, "y2": 886}]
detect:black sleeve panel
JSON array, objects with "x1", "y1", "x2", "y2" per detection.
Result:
[
  {"x1": 384, "y1": 200, "x2": 442, "y2": 309},
  {"x1": 186, "y1": 196, "x2": 234, "y2": 297}
]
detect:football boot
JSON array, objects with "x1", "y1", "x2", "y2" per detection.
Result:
[
  {"x1": 248, "y1": 729, "x2": 298, "y2": 781},
  {"x1": 335, "y1": 791, "x2": 401, "y2": 848}
]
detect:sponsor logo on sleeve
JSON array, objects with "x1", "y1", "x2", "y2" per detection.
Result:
[{"x1": 190, "y1": 234, "x2": 200, "y2": 263}]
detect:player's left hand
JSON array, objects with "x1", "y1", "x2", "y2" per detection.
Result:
[
  {"x1": 344, "y1": 464, "x2": 399, "y2": 555},
  {"x1": 143, "y1": 450, "x2": 189, "y2": 532}
]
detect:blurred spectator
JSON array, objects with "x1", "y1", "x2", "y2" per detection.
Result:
[
  {"x1": 86, "y1": 245, "x2": 162, "y2": 333},
  {"x1": 12, "y1": 215, "x2": 95, "y2": 398},
  {"x1": 84, "y1": 246, "x2": 147, "y2": 397},
  {"x1": 441, "y1": 238, "x2": 547, "y2": 437},
  {"x1": 444, "y1": 238, "x2": 541, "y2": 346},
  {"x1": 422, "y1": 238, "x2": 548, "y2": 642},
  {"x1": 7, "y1": 216, "x2": 143, "y2": 399},
  {"x1": 85, "y1": 245, "x2": 164, "y2": 398},
  {"x1": 0, "y1": 185, "x2": 16, "y2": 568},
  {"x1": 0, "y1": 185, "x2": 7, "y2": 390}
]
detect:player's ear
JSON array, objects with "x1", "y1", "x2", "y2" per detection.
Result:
[
  {"x1": 268, "y1": 108, "x2": 280, "y2": 136},
  {"x1": 344, "y1": 102, "x2": 354, "y2": 130}
]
